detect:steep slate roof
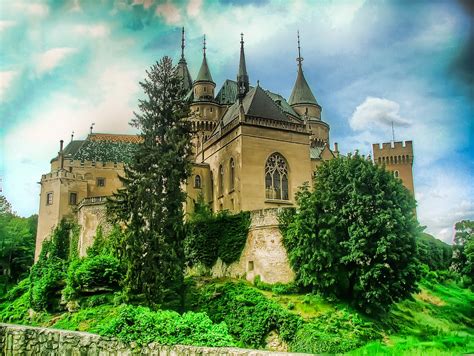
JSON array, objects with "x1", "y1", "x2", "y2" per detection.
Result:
[
  {"x1": 195, "y1": 54, "x2": 213, "y2": 83},
  {"x1": 221, "y1": 85, "x2": 289, "y2": 126},
  {"x1": 288, "y1": 65, "x2": 318, "y2": 106},
  {"x1": 60, "y1": 134, "x2": 141, "y2": 163},
  {"x1": 176, "y1": 58, "x2": 193, "y2": 92}
]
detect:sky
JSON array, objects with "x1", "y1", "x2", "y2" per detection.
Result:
[{"x1": 0, "y1": 0, "x2": 473, "y2": 243}]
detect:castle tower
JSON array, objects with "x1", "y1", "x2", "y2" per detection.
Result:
[
  {"x1": 193, "y1": 35, "x2": 215, "y2": 101},
  {"x1": 237, "y1": 33, "x2": 249, "y2": 102},
  {"x1": 289, "y1": 31, "x2": 329, "y2": 148},
  {"x1": 372, "y1": 141, "x2": 415, "y2": 195},
  {"x1": 175, "y1": 27, "x2": 193, "y2": 93}
]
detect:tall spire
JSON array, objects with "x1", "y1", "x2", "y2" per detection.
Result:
[
  {"x1": 237, "y1": 33, "x2": 249, "y2": 102},
  {"x1": 195, "y1": 34, "x2": 214, "y2": 83},
  {"x1": 176, "y1": 27, "x2": 193, "y2": 92},
  {"x1": 289, "y1": 31, "x2": 318, "y2": 106}
]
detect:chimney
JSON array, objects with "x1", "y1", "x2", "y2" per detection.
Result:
[
  {"x1": 59, "y1": 140, "x2": 64, "y2": 170},
  {"x1": 334, "y1": 142, "x2": 339, "y2": 157}
]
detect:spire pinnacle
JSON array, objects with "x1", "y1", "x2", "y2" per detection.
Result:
[
  {"x1": 181, "y1": 27, "x2": 185, "y2": 59},
  {"x1": 297, "y1": 30, "x2": 303, "y2": 67},
  {"x1": 203, "y1": 34, "x2": 206, "y2": 57},
  {"x1": 237, "y1": 32, "x2": 249, "y2": 102}
]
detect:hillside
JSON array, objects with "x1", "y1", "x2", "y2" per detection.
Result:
[{"x1": 0, "y1": 276, "x2": 472, "y2": 355}]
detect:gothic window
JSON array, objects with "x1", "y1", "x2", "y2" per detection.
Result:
[
  {"x1": 194, "y1": 175, "x2": 201, "y2": 189},
  {"x1": 265, "y1": 153, "x2": 289, "y2": 200},
  {"x1": 229, "y1": 158, "x2": 235, "y2": 191},
  {"x1": 219, "y1": 164, "x2": 224, "y2": 195}
]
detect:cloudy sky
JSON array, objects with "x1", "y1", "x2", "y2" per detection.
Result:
[{"x1": 1, "y1": 0, "x2": 472, "y2": 243}]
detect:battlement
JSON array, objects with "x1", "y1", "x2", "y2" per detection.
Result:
[
  {"x1": 52, "y1": 158, "x2": 125, "y2": 171},
  {"x1": 372, "y1": 141, "x2": 413, "y2": 153},
  {"x1": 41, "y1": 170, "x2": 86, "y2": 182}
]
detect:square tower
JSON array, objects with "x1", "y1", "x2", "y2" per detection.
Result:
[{"x1": 372, "y1": 141, "x2": 415, "y2": 196}]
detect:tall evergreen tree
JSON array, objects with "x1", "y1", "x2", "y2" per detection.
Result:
[{"x1": 108, "y1": 56, "x2": 192, "y2": 307}]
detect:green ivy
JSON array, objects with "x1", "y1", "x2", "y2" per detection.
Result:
[{"x1": 184, "y1": 206, "x2": 250, "y2": 268}]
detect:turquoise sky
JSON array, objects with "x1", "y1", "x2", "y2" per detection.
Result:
[{"x1": 1, "y1": 0, "x2": 473, "y2": 243}]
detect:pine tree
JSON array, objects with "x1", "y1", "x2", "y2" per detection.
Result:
[{"x1": 108, "y1": 56, "x2": 192, "y2": 308}]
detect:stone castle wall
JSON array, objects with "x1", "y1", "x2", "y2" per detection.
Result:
[
  {"x1": 211, "y1": 208, "x2": 295, "y2": 284},
  {"x1": 0, "y1": 324, "x2": 309, "y2": 355}
]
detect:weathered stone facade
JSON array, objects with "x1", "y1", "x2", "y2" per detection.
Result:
[
  {"x1": 0, "y1": 324, "x2": 312, "y2": 355},
  {"x1": 211, "y1": 208, "x2": 295, "y2": 283}
]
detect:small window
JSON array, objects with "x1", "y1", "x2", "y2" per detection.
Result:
[
  {"x1": 229, "y1": 158, "x2": 235, "y2": 191},
  {"x1": 204, "y1": 87, "x2": 207, "y2": 92},
  {"x1": 194, "y1": 175, "x2": 202, "y2": 189},
  {"x1": 46, "y1": 192, "x2": 53, "y2": 205},
  {"x1": 97, "y1": 177, "x2": 106, "y2": 187},
  {"x1": 69, "y1": 192, "x2": 77, "y2": 205},
  {"x1": 219, "y1": 164, "x2": 224, "y2": 195},
  {"x1": 210, "y1": 107, "x2": 213, "y2": 112},
  {"x1": 248, "y1": 261, "x2": 254, "y2": 271},
  {"x1": 394, "y1": 170, "x2": 400, "y2": 178}
]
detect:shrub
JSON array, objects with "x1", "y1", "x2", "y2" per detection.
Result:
[
  {"x1": 194, "y1": 281, "x2": 301, "y2": 348},
  {"x1": 69, "y1": 255, "x2": 123, "y2": 291},
  {"x1": 98, "y1": 305, "x2": 235, "y2": 347},
  {"x1": 253, "y1": 275, "x2": 297, "y2": 295}
]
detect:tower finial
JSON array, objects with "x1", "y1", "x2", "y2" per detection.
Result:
[
  {"x1": 203, "y1": 34, "x2": 206, "y2": 57},
  {"x1": 181, "y1": 27, "x2": 185, "y2": 59},
  {"x1": 297, "y1": 30, "x2": 303, "y2": 67},
  {"x1": 237, "y1": 32, "x2": 249, "y2": 102},
  {"x1": 240, "y1": 32, "x2": 244, "y2": 46}
]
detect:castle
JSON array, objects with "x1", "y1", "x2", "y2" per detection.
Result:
[{"x1": 35, "y1": 30, "x2": 415, "y2": 281}]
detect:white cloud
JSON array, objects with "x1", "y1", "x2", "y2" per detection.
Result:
[
  {"x1": 36, "y1": 47, "x2": 78, "y2": 75},
  {"x1": 156, "y1": 2, "x2": 182, "y2": 24},
  {"x1": 349, "y1": 97, "x2": 412, "y2": 131},
  {"x1": 187, "y1": 0, "x2": 202, "y2": 17},
  {"x1": 0, "y1": 71, "x2": 17, "y2": 101},
  {"x1": 73, "y1": 24, "x2": 110, "y2": 38},
  {"x1": 13, "y1": 2, "x2": 49, "y2": 17},
  {"x1": 0, "y1": 21, "x2": 16, "y2": 31}
]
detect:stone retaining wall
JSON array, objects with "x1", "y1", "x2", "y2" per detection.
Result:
[{"x1": 0, "y1": 323, "x2": 311, "y2": 356}]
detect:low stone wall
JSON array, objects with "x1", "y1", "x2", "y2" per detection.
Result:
[{"x1": 0, "y1": 323, "x2": 311, "y2": 355}]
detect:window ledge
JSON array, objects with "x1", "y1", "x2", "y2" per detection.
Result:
[{"x1": 265, "y1": 199, "x2": 293, "y2": 205}]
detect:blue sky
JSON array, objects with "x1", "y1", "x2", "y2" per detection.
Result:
[{"x1": 1, "y1": 0, "x2": 473, "y2": 243}]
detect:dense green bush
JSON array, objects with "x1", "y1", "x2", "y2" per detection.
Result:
[
  {"x1": 98, "y1": 305, "x2": 235, "y2": 347},
  {"x1": 281, "y1": 155, "x2": 421, "y2": 314},
  {"x1": 253, "y1": 275, "x2": 298, "y2": 295},
  {"x1": 290, "y1": 310, "x2": 379, "y2": 354},
  {"x1": 185, "y1": 201, "x2": 250, "y2": 267},
  {"x1": 67, "y1": 255, "x2": 123, "y2": 292},
  {"x1": 192, "y1": 281, "x2": 301, "y2": 348}
]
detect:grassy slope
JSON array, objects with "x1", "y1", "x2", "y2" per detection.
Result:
[{"x1": 0, "y1": 278, "x2": 472, "y2": 355}]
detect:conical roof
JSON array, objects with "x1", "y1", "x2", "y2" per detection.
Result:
[
  {"x1": 195, "y1": 35, "x2": 214, "y2": 83},
  {"x1": 288, "y1": 65, "x2": 318, "y2": 106},
  {"x1": 176, "y1": 27, "x2": 193, "y2": 91}
]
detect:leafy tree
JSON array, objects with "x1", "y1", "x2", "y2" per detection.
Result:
[
  {"x1": 281, "y1": 154, "x2": 421, "y2": 314},
  {"x1": 108, "y1": 56, "x2": 192, "y2": 308},
  {"x1": 416, "y1": 232, "x2": 452, "y2": 271},
  {"x1": 0, "y1": 196, "x2": 37, "y2": 291},
  {"x1": 452, "y1": 220, "x2": 474, "y2": 287}
]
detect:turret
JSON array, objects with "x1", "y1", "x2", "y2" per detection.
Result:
[
  {"x1": 288, "y1": 31, "x2": 322, "y2": 120},
  {"x1": 237, "y1": 33, "x2": 249, "y2": 102},
  {"x1": 193, "y1": 35, "x2": 215, "y2": 101},
  {"x1": 175, "y1": 27, "x2": 193, "y2": 93}
]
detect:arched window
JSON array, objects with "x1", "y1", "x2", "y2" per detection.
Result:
[
  {"x1": 265, "y1": 153, "x2": 289, "y2": 200},
  {"x1": 394, "y1": 170, "x2": 400, "y2": 178},
  {"x1": 219, "y1": 165, "x2": 224, "y2": 195},
  {"x1": 229, "y1": 158, "x2": 235, "y2": 191},
  {"x1": 194, "y1": 175, "x2": 201, "y2": 189}
]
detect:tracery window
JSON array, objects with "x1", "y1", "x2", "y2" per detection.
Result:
[
  {"x1": 265, "y1": 153, "x2": 289, "y2": 200},
  {"x1": 229, "y1": 158, "x2": 235, "y2": 191}
]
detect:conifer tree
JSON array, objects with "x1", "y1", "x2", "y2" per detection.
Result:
[{"x1": 108, "y1": 56, "x2": 192, "y2": 307}]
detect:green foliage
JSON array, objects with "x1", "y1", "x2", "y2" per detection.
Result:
[
  {"x1": 452, "y1": 220, "x2": 474, "y2": 289},
  {"x1": 0, "y1": 195, "x2": 37, "y2": 290},
  {"x1": 185, "y1": 203, "x2": 251, "y2": 267},
  {"x1": 28, "y1": 219, "x2": 75, "y2": 311},
  {"x1": 190, "y1": 281, "x2": 302, "y2": 348},
  {"x1": 416, "y1": 232, "x2": 452, "y2": 271},
  {"x1": 290, "y1": 310, "x2": 379, "y2": 354},
  {"x1": 107, "y1": 56, "x2": 192, "y2": 308},
  {"x1": 253, "y1": 275, "x2": 297, "y2": 295},
  {"x1": 98, "y1": 305, "x2": 235, "y2": 347},
  {"x1": 66, "y1": 255, "x2": 123, "y2": 293},
  {"x1": 281, "y1": 154, "x2": 421, "y2": 314}
]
